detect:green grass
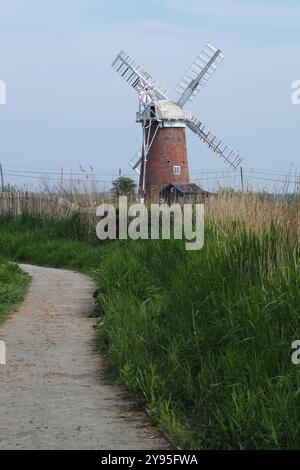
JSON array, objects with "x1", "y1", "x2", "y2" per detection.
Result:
[
  {"x1": 0, "y1": 213, "x2": 299, "y2": 449},
  {"x1": 0, "y1": 214, "x2": 108, "y2": 272},
  {"x1": 0, "y1": 256, "x2": 30, "y2": 325}
]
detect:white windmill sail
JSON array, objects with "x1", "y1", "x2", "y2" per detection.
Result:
[
  {"x1": 187, "y1": 116, "x2": 242, "y2": 170},
  {"x1": 112, "y1": 50, "x2": 169, "y2": 100},
  {"x1": 176, "y1": 43, "x2": 225, "y2": 108},
  {"x1": 129, "y1": 149, "x2": 142, "y2": 175}
]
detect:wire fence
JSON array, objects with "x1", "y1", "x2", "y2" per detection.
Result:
[{"x1": 1, "y1": 164, "x2": 299, "y2": 193}]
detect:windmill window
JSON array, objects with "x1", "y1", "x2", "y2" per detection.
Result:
[{"x1": 173, "y1": 165, "x2": 181, "y2": 175}]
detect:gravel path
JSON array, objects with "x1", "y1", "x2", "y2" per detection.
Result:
[{"x1": 0, "y1": 264, "x2": 165, "y2": 450}]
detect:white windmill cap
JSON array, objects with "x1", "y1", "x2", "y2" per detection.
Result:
[{"x1": 157, "y1": 100, "x2": 189, "y2": 121}]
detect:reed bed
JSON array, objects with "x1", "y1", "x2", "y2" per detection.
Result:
[{"x1": 0, "y1": 189, "x2": 299, "y2": 449}]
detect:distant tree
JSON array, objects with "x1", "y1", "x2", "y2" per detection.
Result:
[
  {"x1": 111, "y1": 176, "x2": 137, "y2": 201},
  {"x1": 3, "y1": 183, "x2": 17, "y2": 193}
]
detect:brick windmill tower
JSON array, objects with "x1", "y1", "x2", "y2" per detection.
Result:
[{"x1": 112, "y1": 44, "x2": 242, "y2": 201}]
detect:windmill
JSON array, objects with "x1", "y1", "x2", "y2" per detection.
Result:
[{"x1": 112, "y1": 43, "x2": 242, "y2": 201}]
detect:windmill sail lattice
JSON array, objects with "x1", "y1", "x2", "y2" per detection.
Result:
[
  {"x1": 112, "y1": 50, "x2": 169, "y2": 100},
  {"x1": 187, "y1": 116, "x2": 242, "y2": 169},
  {"x1": 176, "y1": 43, "x2": 225, "y2": 107},
  {"x1": 130, "y1": 149, "x2": 142, "y2": 175}
]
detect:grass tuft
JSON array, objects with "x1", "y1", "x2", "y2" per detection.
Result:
[{"x1": 0, "y1": 257, "x2": 30, "y2": 325}]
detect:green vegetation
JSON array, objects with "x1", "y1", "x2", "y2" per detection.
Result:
[
  {"x1": 0, "y1": 256, "x2": 30, "y2": 325},
  {"x1": 111, "y1": 176, "x2": 137, "y2": 200},
  {"x1": 0, "y1": 214, "x2": 107, "y2": 272},
  {"x1": 0, "y1": 211, "x2": 299, "y2": 449},
  {"x1": 2, "y1": 183, "x2": 17, "y2": 193}
]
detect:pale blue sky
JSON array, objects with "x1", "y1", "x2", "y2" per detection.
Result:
[{"x1": 0, "y1": 0, "x2": 300, "y2": 190}]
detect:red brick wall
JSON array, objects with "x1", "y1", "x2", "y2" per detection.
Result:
[{"x1": 139, "y1": 126, "x2": 190, "y2": 201}]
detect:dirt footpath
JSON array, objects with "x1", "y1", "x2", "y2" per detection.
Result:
[{"x1": 0, "y1": 264, "x2": 165, "y2": 450}]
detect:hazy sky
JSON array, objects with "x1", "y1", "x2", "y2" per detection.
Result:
[{"x1": 0, "y1": 0, "x2": 300, "y2": 190}]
